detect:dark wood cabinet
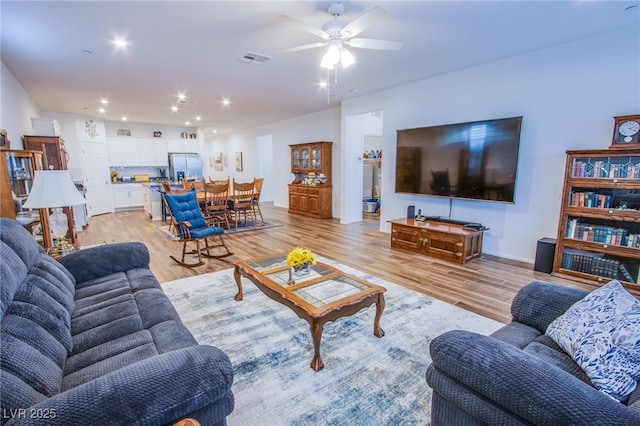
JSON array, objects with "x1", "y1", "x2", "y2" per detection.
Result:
[
  {"x1": 388, "y1": 218, "x2": 485, "y2": 265},
  {"x1": 288, "y1": 141, "x2": 332, "y2": 219},
  {"x1": 23, "y1": 135, "x2": 76, "y2": 243}
]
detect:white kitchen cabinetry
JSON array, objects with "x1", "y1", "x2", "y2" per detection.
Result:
[
  {"x1": 113, "y1": 183, "x2": 144, "y2": 210},
  {"x1": 108, "y1": 137, "x2": 169, "y2": 166},
  {"x1": 166, "y1": 138, "x2": 199, "y2": 153},
  {"x1": 141, "y1": 184, "x2": 164, "y2": 220},
  {"x1": 152, "y1": 139, "x2": 168, "y2": 166}
]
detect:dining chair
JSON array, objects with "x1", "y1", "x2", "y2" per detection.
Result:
[
  {"x1": 203, "y1": 181, "x2": 231, "y2": 230},
  {"x1": 229, "y1": 179, "x2": 257, "y2": 229},
  {"x1": 209, "y1": 176, "x2": 230, "y2": 186},
  {"x1": 253, "y1": 177, "x2": 265, "y2": 225},
  {"x1": 162, "y1": 190, "x2": 233, "y2": 267}
]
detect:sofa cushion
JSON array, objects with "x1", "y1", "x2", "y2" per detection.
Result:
[{"x1": 546, "y1": 280, "x2": 640, "y2": 402}]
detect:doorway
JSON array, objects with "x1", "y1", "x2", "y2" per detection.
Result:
[
  {"x1": 255, "y1": 134, "x2": 273, "y2": 203},
  {"x1": 342, "y1": 110, "x2": 383, "y2": 224}
]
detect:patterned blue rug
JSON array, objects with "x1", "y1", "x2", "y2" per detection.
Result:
[{"x1": 161, "y1": 258, "x2": 501, "y2": 425}]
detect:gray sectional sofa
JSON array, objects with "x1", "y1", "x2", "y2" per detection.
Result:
[
  {"x1": 426, "y1": 280, "x2": 640, "y2": 425},
  {"x1": 0, "y1": 218, "x2": 234, "y2": 425}
]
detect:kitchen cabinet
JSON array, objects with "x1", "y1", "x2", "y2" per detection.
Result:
[
  {"x1": 107, "y1": 137, "x2": 168, "y2": 166},
  {"x1": 553, "y1": 148, "x2": 640, "y2": 289},
  {"x1": 166, "y1": 138, "x2": 198, "y2": 153},
  {"x1": 142, "y1": 183, "x2": 163, "y2": 220},
  {"x1": 113, "y1": 183, "x2": 144, "y2": 210}
]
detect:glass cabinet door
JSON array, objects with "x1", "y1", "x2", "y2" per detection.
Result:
[
  {"x1": 291, "y1": 148, "x2": 300, "y2": 170},
  {"x1": 6, "y1": 151, "x2": 42, "y2": 206},
  {"x1": 4, "y1": 151, "x2": 48, "y2": 248},
  {"x1": 571, "y1": 155, "x2": 640, "y2": 179},
  {"x1": 311, "y1": 146, "x2": 322, "y2": 170},
  {"x1": 301, "y1": 147, "x2": 310, "y2": 169}
]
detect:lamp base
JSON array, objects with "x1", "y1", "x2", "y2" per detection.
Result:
[{"x1": 48, "y1": 237, "x2": 76, "y2": 259}]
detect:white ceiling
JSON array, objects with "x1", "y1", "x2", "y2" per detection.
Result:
[{"x1": 2, "y1": 1, "x2": 638, "y2": 135}]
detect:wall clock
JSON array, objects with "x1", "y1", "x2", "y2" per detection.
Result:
[{"x1": 611, "y1": 114, "x2": 640, "y2": 148}]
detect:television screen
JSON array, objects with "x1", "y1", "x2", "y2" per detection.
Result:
[{"x1": 395, "y1": 116, "x2": 523, "y2": 203}]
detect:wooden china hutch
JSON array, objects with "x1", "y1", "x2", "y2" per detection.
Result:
[{"x1": 288, "y1": 141, "x2": 332, "y2": 219}]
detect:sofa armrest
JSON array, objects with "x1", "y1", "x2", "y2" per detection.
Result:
[
  {"x1": 6, "y1": 346, "x2": 234, "y2": 426},
  {"x1": 59, "y1": 242, "x2": 151, "y2": 283},
  {"x1": 426, "y1": 330, "x2": 640, "y2": 426},
  {"x1": 510, "y1": 280, "x2": 588, "y2": 332}
]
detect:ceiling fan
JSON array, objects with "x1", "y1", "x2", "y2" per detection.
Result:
[{"x1": 280, "y1": 2, "x2": 403, "y2": 69}]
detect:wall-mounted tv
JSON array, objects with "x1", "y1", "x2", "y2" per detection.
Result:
[{"x1": 395, "y1": 116, "x2": 523, "y2": 203}]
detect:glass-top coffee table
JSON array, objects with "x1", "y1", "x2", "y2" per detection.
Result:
[{"x1": 233, "y1": 253, "x2": 386, "y2": 371}]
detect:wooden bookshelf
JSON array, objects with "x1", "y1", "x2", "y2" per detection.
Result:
[{"x1": 553, "y1": 148, "x2": 640, "y2": 291}]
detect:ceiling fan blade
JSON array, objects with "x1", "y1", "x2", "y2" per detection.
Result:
[
  {"x1": 346, "y1": 38, "x2": 403, "y2": 50},
  {"x1": 279, "y1": 15, "x2": 329, "y2": 40},
  {"x1": 278, "y1": 42, "x2": 328, "y2": 53},
  {"x1": 341, "y1": 6, "x2": 388, "y2": 38}
]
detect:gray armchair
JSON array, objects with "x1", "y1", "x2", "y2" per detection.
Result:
[{"x1": 425, "y1": 280, "x2": 640, "y2": 425}]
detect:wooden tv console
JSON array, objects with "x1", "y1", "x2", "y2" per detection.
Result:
[{"x1": 388, "y1": 218, "x2": 487, "y2": 265}]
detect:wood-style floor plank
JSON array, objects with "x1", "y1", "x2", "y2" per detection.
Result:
[{"x1": 77, "y1": 204, "x2": 596, "y2": 324}]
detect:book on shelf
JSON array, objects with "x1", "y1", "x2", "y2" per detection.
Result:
[{"x1": 565, "y1": 218, "x2": 634, "y2": 247}]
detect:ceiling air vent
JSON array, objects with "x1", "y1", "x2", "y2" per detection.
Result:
[{"x1": 240, "y1": 52, "x2": 271, "y2": 65}]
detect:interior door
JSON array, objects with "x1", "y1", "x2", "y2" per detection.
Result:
[{"x1": 81, "y1": 140, "x2": 112, "y2": 216}]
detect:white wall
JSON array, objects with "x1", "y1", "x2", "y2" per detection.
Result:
[
  {"x1": 1, "y1": 62, "x2": 41, "y2": 147},
  {"x1": 341, "y1": 25, "x2": 639, "y2": 262},
  {"x1": 205, "y1": 108, "x2": 341, "y2": 210}
]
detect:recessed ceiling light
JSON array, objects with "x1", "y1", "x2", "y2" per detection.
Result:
[
  {"x1": 100, "y1": 98, "x2": 109, "y2": 105},
  {"x1": 177, "y1": 93, "x2": 186, "y2": 101},
  {"x1": 171, "y1": 106, "x2": 178, "y2": 112},
  {"x1": 195, "y1": 116, "x2": 202, "y2": 121},
  {"x1": 113, "y1": 38, "x2": 128, "y2": 48},
  {"x1": 221, "y1": 98, "x2": 230, "y2": 107},
  {"x1": 98, "y1": 108, "x2": 106, "y2": 113},
  {"x1": 185, "y1": 121, "x2": 191, "y2": 126},
  {"x1": 121, "y1": 116, "x2": 128, "y2": 121}
]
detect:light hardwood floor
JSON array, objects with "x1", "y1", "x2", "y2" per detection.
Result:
[{"x1": 76, "y1": 203, "x2": 595, "y2": 324}]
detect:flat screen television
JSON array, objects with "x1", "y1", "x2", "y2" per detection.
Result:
[{"x1": 395, "y1": 116, "x2": 523, "y2": 203}]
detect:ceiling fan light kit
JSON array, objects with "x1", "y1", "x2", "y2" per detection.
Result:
[{"x1": 282, "y1": 2, "x2": 402, "y2": 76}]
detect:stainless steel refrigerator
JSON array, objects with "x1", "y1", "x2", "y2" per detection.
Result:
[{"x1": 168, "y1": 153, "x2": 203, "y2": 182}]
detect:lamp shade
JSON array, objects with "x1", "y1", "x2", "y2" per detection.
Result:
[{"x1": 23, "y1": 170, "x2": 86, "y2": 208}]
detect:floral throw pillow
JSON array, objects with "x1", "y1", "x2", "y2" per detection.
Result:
[{"x1": 546, "y1": 280, "x2": 640, "y2": 402}]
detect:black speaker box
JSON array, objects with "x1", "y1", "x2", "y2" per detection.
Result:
[
  {"x1": 534, "y1": 237, "x2": 556, "y2": 274},
  {"x1": 407, "y1": 205, "x2": 415, "y2": 219}
]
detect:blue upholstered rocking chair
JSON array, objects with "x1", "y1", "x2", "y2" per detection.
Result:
[{"x1": 163, "y1": 190, "x2": 233, "y2": 267}]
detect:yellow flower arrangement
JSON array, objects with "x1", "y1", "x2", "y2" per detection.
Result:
[
  {"x1": 286, "y1": 247, "x2": 317, "y2": 268},
  {"x1": 110, "y1": 171, "x2": 118, "y2": 182}
]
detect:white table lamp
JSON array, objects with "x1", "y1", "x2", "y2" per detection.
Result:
[{"x1": 23, "y1": 170, "x2": 86, "y2": 251}]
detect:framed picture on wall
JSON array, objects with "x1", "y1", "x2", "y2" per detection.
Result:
[
  {"x1": 214, "y1": 152, "x2": 224, "y2": 171},
  {"x1": 235, "y1": 152, "x2": 243, "y2": 171}
]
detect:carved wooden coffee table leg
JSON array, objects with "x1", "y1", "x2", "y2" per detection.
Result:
[
  {"x1": 309, "y1": 319, "x2": 325, "y2": 371},
  {"x1": 373, "y1": 293, "x2": 385, "y2": 337},
  {"x1": 233, "y1": 265, "x2": 243, "y2": 301}
]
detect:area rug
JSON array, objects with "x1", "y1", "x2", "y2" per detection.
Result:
[
  {"x1": 156, "y1": 220, "x2": 283, "y2": 240},
  {"x1": 161, "y1": 258, "x2": 502, "y2": 426}
]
